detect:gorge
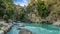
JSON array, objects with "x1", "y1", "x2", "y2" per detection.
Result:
[{"x1": 0, "y1": 0, "x2": 60, "y2": 34}]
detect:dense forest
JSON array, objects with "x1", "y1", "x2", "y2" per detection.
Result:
[
  {"x1": 0, "y1": 0, "x2": 16, "y2": 20},
  {"x1": 0, "y1": 0, "x2": 24, "y2": 22}
]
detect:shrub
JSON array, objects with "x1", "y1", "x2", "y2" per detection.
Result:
[
  {"x1": 0, "y1": 24, "x2": 3, "y2": 29},
  {"x1": 36, "y1": 0, "x2": 50, "y2": 18}
]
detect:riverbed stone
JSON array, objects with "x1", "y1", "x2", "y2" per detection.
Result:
[
  {"x1": 18, "y1": 27, "x2": 32, "y2": 34},
  {"x1": 0, "y1": 30, "x2": 4, "y2": 34}
]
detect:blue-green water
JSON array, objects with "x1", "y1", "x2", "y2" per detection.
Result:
[{"x1": 7, "y1": 22, "x2": 60, "y2": 34}]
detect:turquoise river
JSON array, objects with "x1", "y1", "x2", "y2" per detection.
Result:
[{"x1": 7, "y1": 21, "x2": 60, "y2": 34}]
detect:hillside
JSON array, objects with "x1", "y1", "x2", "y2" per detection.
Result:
[
  {"x1": 22, "y1": 0, "x2": 60, "y2": 26},
  {"x1": 0, "y1": 0, "x2": 60, "y2": 26}
]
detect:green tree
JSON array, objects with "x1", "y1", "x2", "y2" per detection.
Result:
[
  {"x1": 36, "y1": 0, "x2": 50, "y2": 18},
  {"x1": 0, "y1": 0, "x2": 5, "y2": 18},
  {"x1": 0, "y1": 0, "x2": 16, "y2": 22}
]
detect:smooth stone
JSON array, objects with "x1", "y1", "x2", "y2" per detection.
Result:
[{"x1": 18, "y1": 27, "x2": 32, "y2": 34}]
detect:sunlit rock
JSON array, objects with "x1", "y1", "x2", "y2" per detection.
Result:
[
  {"x1": 0, "y1": 30, "x2": 4, "y2": 34},
  {"x1": 53, "y1": 20, "x2": 60, "y2": 27}
]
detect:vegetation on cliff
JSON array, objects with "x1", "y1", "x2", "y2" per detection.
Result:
[
  {"x1": 0, "y1": 0, "x2": 60, "y2": 25},
  {"x1": 36, "y1": 0, "x2": 50, "y2": 18}
]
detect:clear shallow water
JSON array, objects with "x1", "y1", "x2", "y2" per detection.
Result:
[
  {"x1": 7, "y1": 23, "x2": 20, "y2": 34},
  {"x1": 7, "y1": 22, "x2": 60, "y2": 34}
]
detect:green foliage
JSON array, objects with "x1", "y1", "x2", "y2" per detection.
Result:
[
  {"x1": 6, "y1": 9, "x2": 14, "y2": 19},
  {"x1": 20, "y1": 14, "x2": 25, "y2": 19},
  {"x1": 3, "y1": 14, "x2": 9, "y2": 20},
  {"x1": 26, "y1": 6, "x2": 32, "y2": 14},
  {"x1": 36, "y1": 0, "x2": 50, "y2": 18},
  {"x1": 0, "y1": 24, "x2": 3, "y2": 29},
  {"x1": 0, "y1": 0, "x2": 15, "y2": 19},
  {"x1": 0, "y1": 0, "x2": 5, "y2": 18},
  {"x1": 0, "y1": 24, "x2": 3, "y2": 27}
]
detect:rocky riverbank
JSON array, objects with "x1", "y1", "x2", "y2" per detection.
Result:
[{"x1": 0, "y1": 20, "x2": 13, "y2": 34}]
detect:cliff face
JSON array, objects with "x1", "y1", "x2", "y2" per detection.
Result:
[
  {"x1": 23, "y1": 0, "x2": 60, "y2": 25},
  {"x1": 44, "y1": 0, "x2": 60, "y2": 24},
  {"x1": 23, "y1": 0, "x2": 40, "y2": 23}
]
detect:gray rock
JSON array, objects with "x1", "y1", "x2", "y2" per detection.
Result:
[
  {"x1": 0, "y1": 20, "x2": 12, "y2": 34},
  {"x1": 18, "y1": 27, "x2": 32, "y2": 34},
  {"x1": 53, "y1": 20, "x2": 60, "y2": 27},
  {"x1": 0, "y1": 30, "x2": 4, "y2": 34}
]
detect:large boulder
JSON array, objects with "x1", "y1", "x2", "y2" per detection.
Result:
[
  {"x1": 53, "y1": 20, "x2": 60, "y2": 27},
  {"x1": 18, "y1": 27, "x2": 32, "y2": 34}
]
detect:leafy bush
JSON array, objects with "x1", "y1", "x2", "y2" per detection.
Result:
[
  {"x1": 0, "y1": 24, "x2": 3, "y2": 29},
  {"x1": 6, "y1": 10, "x2": 14, "y2": 19},
  {"x1": 36, "y1": 0, "x2": 50, "y2": 18},
  {"x1": 20, "y1": 14, "x2": 25, "y2": 19}
]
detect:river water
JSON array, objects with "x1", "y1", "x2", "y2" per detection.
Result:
[{"x1": 7, "y1": 22, "x2": 60, "y2": 34}]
